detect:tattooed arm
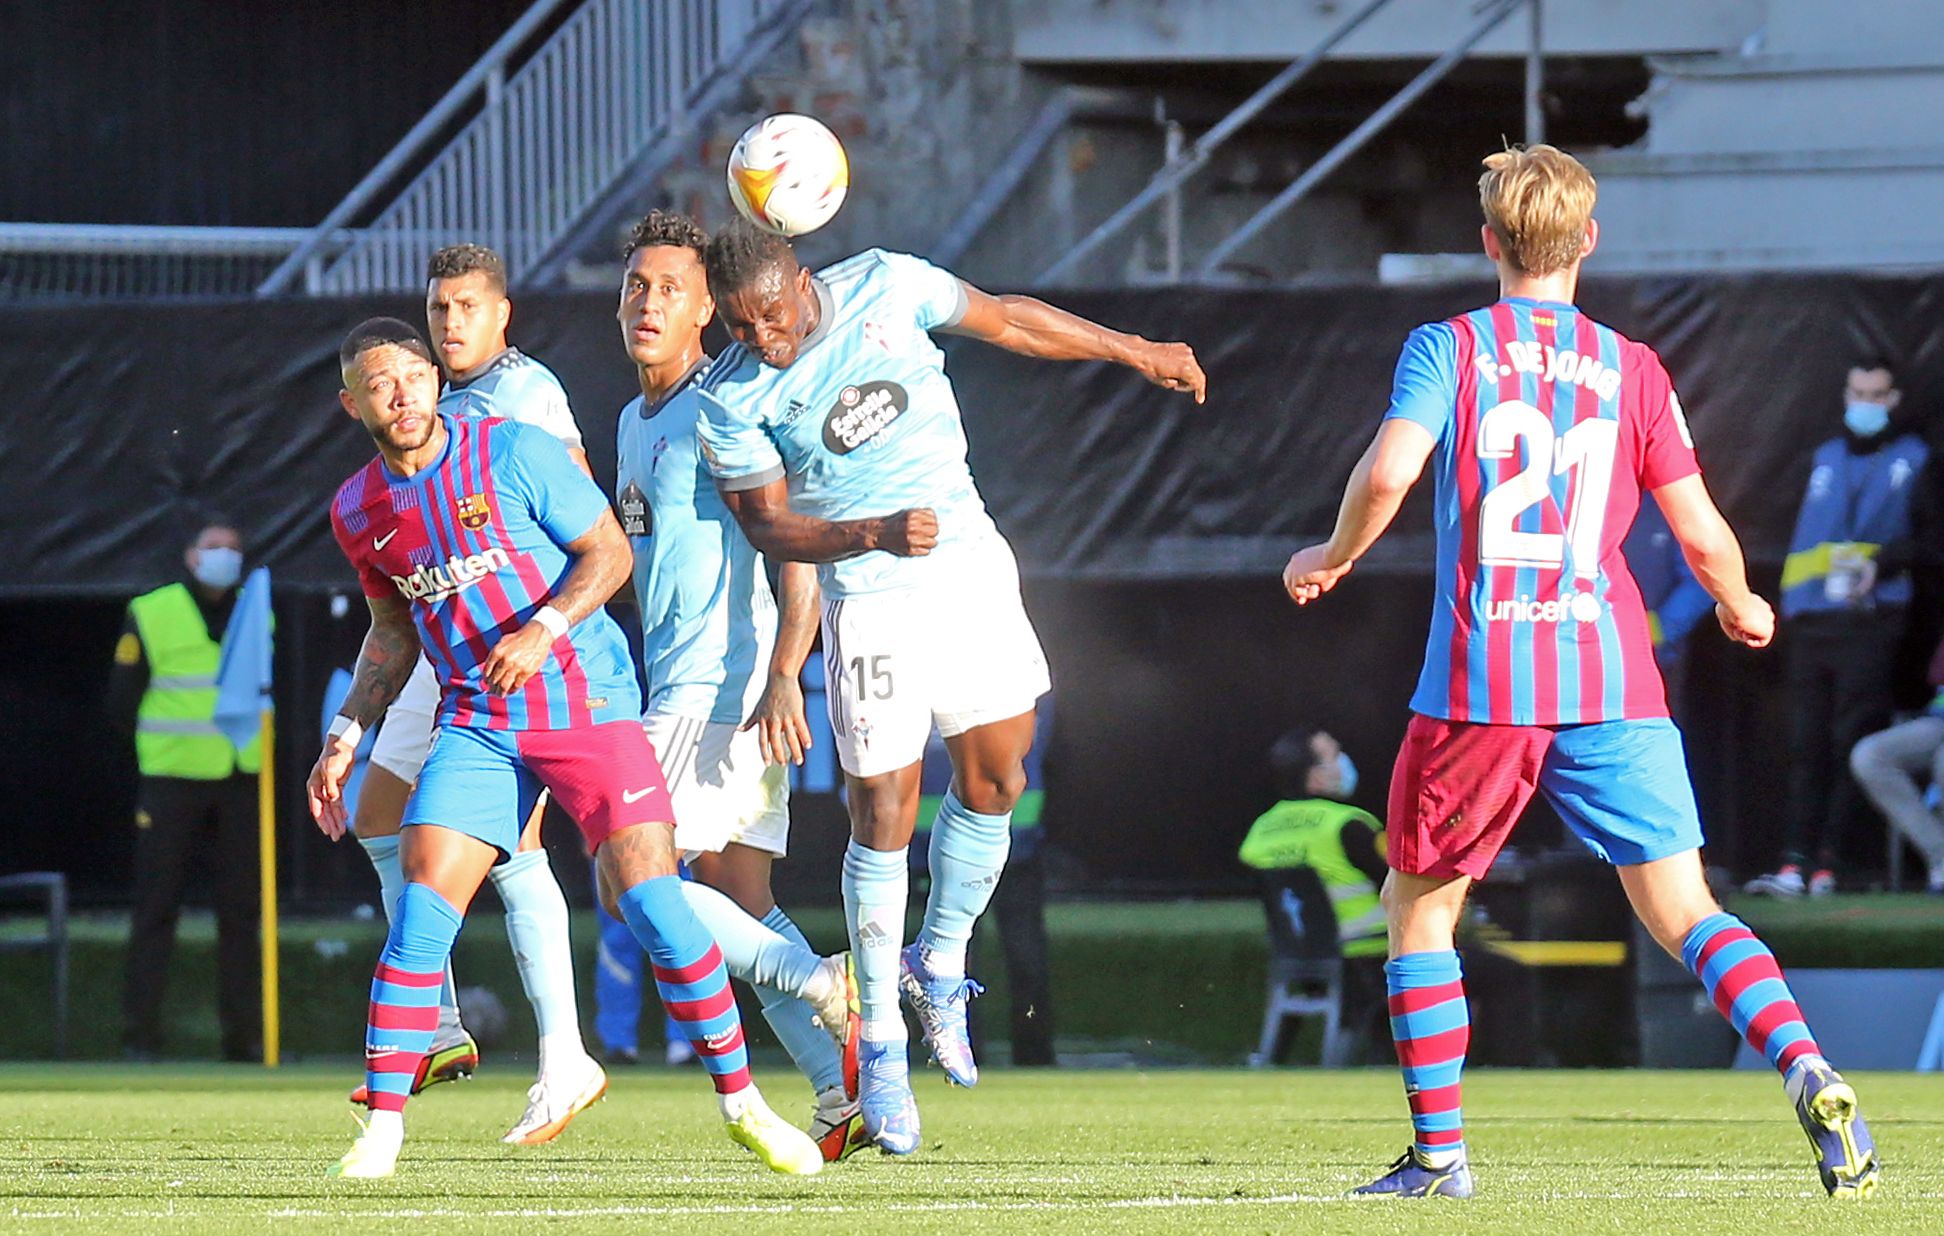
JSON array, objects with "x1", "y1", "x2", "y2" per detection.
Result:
[{"x1": 307, "y1": 593, "x2": 420, "y2": 839}]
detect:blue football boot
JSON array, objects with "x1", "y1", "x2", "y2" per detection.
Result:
[
  {"x1": 857, "y1": 1038, "x2": 921, "y2": 1156},
  {"x1": 899, "y1": 944, "x2": 984, "y2": 1087},
  {"x1": 1352, "y1": 1148, "x2": 1475, "y2": 1198},
  {"x1": 1788, "y1": 1060, "x2": 1880, "y2": 1198}
]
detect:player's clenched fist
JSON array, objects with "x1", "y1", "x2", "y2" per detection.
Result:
[
  {"x1": 483, "y1": 621, "x2": 556, "y2": 694},
  {"x1": 1283, "y1": 544, "x2": 1353, "y2": 606},
  {"x1": 875, "y1": 508, "x2": 938, "y2": 557},
  {"x1": 1135, "y1": 339, "x2": 1207, "y2": 405},
  {"x1": 1716, "y1": 594, "x2": 1775, "y2": 648}
]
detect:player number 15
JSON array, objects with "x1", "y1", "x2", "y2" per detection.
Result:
[{"x1": 848, "y1": 655, "x2": 894, "y2": 700}]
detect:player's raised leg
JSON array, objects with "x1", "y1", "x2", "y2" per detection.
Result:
[
  {"x1": 540, "y1": 720, "x2": 821, "y2": 1175},
  {"x1": 903, "y1": 707, "x2": 1036, "y2": 1088},
  {"x1": 1622, "y1": 849, "x2": 1879, "y2": 1197},
  {"x1": 688, "y1": 843, "x2": 864, "y2": 1161},
  {"x1": 337, "y1": 822, "x2": 500, "y2": 1178}
]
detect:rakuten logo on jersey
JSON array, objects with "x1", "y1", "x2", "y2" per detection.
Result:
[
  {"x1": 1486, "y1": 593, "x2": 1604, "y2": 624},
  {"x1": 391, "y1": 547, "x2": 512, "y2": 604}
]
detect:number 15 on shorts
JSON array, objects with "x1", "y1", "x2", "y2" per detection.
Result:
[{"x1": 849, "y1": 655, "x2": 894, "y2": 700}]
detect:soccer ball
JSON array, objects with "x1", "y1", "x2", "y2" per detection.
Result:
[{"x1": 726, "y1": 113, "x2": 850, "y2": 237}]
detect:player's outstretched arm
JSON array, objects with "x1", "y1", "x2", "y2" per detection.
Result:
[
  {"x1": 1651, "y1": 473, "x2": 1774, "y2": 648},
  {"x1": 945, "y1": 283, "x2": 1206, "y2": 403},
  {"x1": 720, "y1": 477, "x2": 936, "y2": 564},
  {"x1": 1284, "y1": 419, "x2": 1436, "y2": 606},
  {"x1": 307, "y1": 594, "x2": 420, "y2": 838},
  {"x1": 744, "y1": 561, "x2": 819, "y2": 765},
  {"x1": 480, "y1": 509, "x2": 634, "y2": 697}
]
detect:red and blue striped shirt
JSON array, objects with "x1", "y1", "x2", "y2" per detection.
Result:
[
  {"x1": 1385, "y1": 298, "x2": 1700, "y2": 725},
  {"x1": 330, "y1": 413, "x2": 639, "y2": 731}
]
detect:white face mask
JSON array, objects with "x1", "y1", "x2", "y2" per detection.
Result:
[
  {"x1": 192, "y1": 546, "x2": 242, "y2": 589},
  {"x1": 1334, "y1": 751, "x2": 1359, "y2": 798}
]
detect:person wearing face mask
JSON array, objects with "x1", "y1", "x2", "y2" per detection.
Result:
[
  {"x1": 107, "y1": 522, "x2": 264, "y2": 1061},
  {"x1": 1747, "y1": 356, "x2": 1936, "y2": 898},
  {"x1": 1239, "y1": 727, "x2": 1390, "y2": 1063}
]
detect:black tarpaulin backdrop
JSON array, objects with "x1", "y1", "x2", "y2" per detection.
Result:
[
  {"x1": 2, "y1": 274, "x2": 1940, "y2": 896},
  {"x1": 4, "y1": 274, "x2": 1942, "y2": 596}
]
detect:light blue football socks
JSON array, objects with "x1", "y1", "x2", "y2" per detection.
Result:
[
  {"x1": 843, "y1": 840, "x2": 910, "y2": 1043},
  {"x1": 918, "y1": 791, "x2": 1012, "y2": 981},
  {"x1": 679, "y1": 880, "x2": 824, "y2": 994},
  {"x1": 758, "y1": 906, "x2": 846, "y2": 1094},
  {"x1": 488, "y1": 846, "x2": 588, "y2": 1070}
]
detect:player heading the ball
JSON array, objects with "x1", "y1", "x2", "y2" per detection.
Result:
[{"x1": 694, "y1": 218, "x2": 1204, "y2": 1155}]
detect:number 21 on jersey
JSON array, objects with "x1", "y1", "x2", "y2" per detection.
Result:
[{"x1": 1475, "y1": 399, "x2": 1618, "y2": 581}]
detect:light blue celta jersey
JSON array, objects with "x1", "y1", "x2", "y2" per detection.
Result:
[
  {"x1": 695, "y1": 249, "x2": 998, "y2": 597},
  {"x1": 439, "y1": 346, "x2": 584, "y2": 449},
  {"x1": 617, "y1": 359, "x2": 778, "y2": 724}
]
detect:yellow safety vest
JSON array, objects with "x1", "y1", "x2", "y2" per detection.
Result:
[
  {"x1": 126, "y1": 583, "x2": 261, "y2": 779},
  {"x1": 1239, "y1": 799, "x2": 1388, "y2": 958}
]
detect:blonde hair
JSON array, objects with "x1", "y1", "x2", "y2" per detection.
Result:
[{"x1": 1479, "y1": 144, "x2": 1596, "y2": 276}]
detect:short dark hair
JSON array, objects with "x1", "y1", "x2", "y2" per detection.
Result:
[
  {"x1": 1851, "y1": 354, "x2": 1900, "y2": 383},
  {"x1": 426, "y1": 243, "x2": 508, "y2": 293},
  {"x1": 624, "y1": 210, "x2": 708, "y2": 261},
  {"x1": 703, "y1": 216, "x2": 798, "y2": 298},
  {"x1": 1269, "y1": 727, "x2": 1321, "y2": 801},
  {"x1": 339, "y1": 317, "x2": 434, "y2": 372}
]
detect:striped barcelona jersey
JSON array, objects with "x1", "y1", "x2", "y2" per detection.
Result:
[
  {"x1": 1385, "y1": 298, "x2": 1701, "y2": 725},
  {"x1": 329, "y1": 413, "x2": 640, "y2": 731}
]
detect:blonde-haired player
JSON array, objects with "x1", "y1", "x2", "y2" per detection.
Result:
[{"x1": 1284, "y1": 145, "x2": 1878, "y2": 1199}]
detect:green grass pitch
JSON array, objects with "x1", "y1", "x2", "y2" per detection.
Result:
[{"x1": 2, "y1": 1064, "x2": 1935, "y2": 1233}]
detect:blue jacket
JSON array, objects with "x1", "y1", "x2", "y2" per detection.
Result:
[
  {"x1": 1781, "y1": 433, "x2": 1929, "y2": 618},
  {"x1": 1625, "y1": 501, "x2": 1713, "y2": 648}
]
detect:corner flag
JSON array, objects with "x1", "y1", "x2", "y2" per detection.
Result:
[{"x1": 213, "y1": 566, "x2": 280, "y2": 1066}]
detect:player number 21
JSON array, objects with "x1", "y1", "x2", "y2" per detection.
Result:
[
  {"x1": 849, "y1": 655, "x2": 894, "y2": 700},
  {"x1": 1476, "y1": 398, "x2": 1619, "y2": 580}
]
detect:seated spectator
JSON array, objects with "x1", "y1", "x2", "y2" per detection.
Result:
[
  {"x1": 1239, "y1": 728, "x2": 1389, "y2": 1061},
  {"x1": 1849, "y1": 634, "x2": 1944, "y2": 893}
]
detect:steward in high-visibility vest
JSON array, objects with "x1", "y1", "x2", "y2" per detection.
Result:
[
  {"x1": 1239, "y1": 796, "x2": 1387, "y2": 958},
  {"x1": 107, "y1": 527, "x2": 264, "y2": 1062},
  {"x1": 125, "y1": 582, "x2": 263, "y2": 778},
  {"x1": 1241, "y1": 726, "x2": 1389, "y2": 959},
  {"x1": 1244, "y1": 727, "x2": 1394, "y2": 1065}
]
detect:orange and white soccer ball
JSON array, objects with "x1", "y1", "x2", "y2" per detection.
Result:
[{"x1": 725, "y1": 113, "x2": 850, "y2": 237}]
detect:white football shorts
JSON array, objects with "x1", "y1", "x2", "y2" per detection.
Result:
[
  {"x1": 368, "y1": 657, "x2": 440, "y2": 781},
  {"x1": 643, "y1": 711, "x2": 791, "y2": 860},
  {"x1": 821, "y1": 532, "x2": 1050, "y2": 779}
]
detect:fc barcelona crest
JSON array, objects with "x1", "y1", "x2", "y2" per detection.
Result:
[{"x1": 457, "y1": 493, "x2": 491, "y2": 530}]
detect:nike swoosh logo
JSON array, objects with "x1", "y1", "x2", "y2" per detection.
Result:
[
  {"x1": 621, "y1": 786, "x2": 658, "y2": 804},
  {"x1": 373, "y1": 529, "x2": 399, "y2": 551}
]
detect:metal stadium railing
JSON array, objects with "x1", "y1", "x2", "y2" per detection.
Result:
[
  {"x1": 0, "y1": 224, "x2": 349, "y2": 302},
  {"x1": 265, "y1": 0, "x2": 809, "y2": 297}
]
